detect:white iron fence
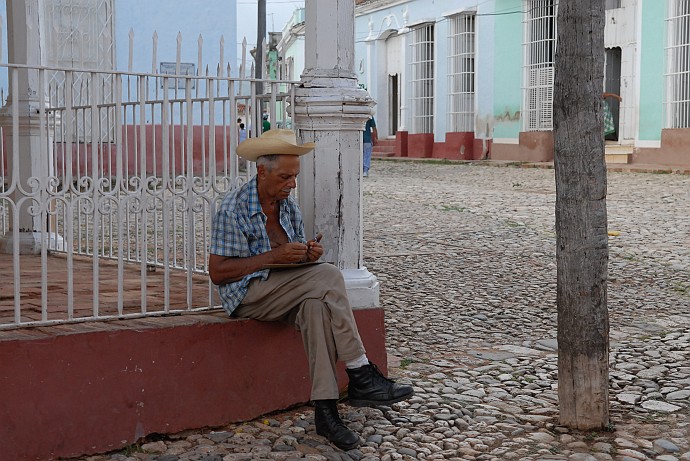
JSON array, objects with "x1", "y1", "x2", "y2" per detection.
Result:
[{"x1": 0, "y1": 62, "x2": 296, "y2": 329}]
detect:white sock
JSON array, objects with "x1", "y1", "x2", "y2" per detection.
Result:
[{"x1": 345, "y1": 354, "x2": 370, "y2": 369}]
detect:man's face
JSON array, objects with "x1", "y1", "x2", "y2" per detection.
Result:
[{"x1": 258, "y1": 155, "x2": 300, "y2": 201}]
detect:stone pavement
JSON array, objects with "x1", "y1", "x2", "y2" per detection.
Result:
[{"x1": 72, "y1": 161, "x2": 689, "y2": 461}]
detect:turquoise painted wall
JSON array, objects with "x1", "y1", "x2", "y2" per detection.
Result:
[
  {"x1": 492, "y1": 0, "x2": 523, "y2": 139},
  {"x1": 638, "y1": 1, "x2": 666, "y2": 141}
]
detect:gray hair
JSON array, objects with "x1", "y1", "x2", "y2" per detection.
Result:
[{"x1": 256, "y1": 154, "x2": 280, "y2": 171}]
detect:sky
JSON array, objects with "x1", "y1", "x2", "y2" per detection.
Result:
[{"x1": 236, "y1": 0, "x2": 305, "y2": 66}]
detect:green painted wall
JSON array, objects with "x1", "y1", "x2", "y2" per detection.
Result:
[
  {"x1": 639, "y1": 1, "x2": 666, "y2": 141},
  {"x1": 493, "y1": 0, "x2": 524, "y2": 139}
]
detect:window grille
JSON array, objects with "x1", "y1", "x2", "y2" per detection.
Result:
[
  {"x1": 665, "y1": 0, "x2": 690, "y2": 128},
  {"x1": 523, "y1": 0, "x2": 557, "y2": 131},
  {"x1": 410, "y1": 23, "x2": 434, "y2": 134},
  {"x1": 447, "y1": 13, "x2": 476, "y2": 133}
]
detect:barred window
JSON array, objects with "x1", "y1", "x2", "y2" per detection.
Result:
[
  {"x1": 523, "y1": 0, "x2": 557, "y2": 132},
  {"x1": 666, "y1": 0, "x2": 690, "y2": 128},
  {"x1": 410, "y1": 23, "x2": 434, "y2": 134},
  {"x1": 447, "y1": 13, "x2": 476, "y2": 133}
]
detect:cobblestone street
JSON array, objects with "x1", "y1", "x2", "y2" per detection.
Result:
[{"x1": 75, "y1": 160, "x2": 690, "y2": 461}]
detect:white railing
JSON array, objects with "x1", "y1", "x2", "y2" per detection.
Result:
[{"x1": 0, "y1": 62, "x2": 297, "y2": 329}]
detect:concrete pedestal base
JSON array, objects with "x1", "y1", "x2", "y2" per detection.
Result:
[
  {"x1": 343, "y1": 267, "x2": 380, "y2": 309},
  {"x1": 0, "y1": 231, "x2": 64, "y2": 254}
]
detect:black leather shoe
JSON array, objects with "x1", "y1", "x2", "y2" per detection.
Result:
[
  {"x1": 346, "y1": 362, "x2": 414, "y2": 407},
  {"x1": 314, "y1": 399, "x2": 360, "y2": 451}
]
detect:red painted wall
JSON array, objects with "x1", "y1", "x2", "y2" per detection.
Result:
[
  {"x1": 49, "y1": 125, "x2": 239, "y2": 178},
  {"x1": 473, "y1": 138, "x2": 492, "y2": 160},
  {"x1": 392, "y1": 132, "x2": 476, "y2": 160},
  {"x1": 0, "y1": 309, "x2": 386, "y2": 461},
  {"x1": 432, "y1": 132, "x2": 475, "y2": 160},
  {"x1": 406, "y1": 133, "x2": 434, "y2": 158},
  {"x1": 395, "y1": 131, "x2": 409, "y2": 157}
]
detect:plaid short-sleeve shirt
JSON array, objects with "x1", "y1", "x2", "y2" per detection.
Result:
[{"x1": 210, "y1": 176, "x2": 306, "y2": 314}]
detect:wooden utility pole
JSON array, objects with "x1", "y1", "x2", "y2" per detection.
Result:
[
  {"x1": 256, "y1": 0, "x2": 266, "y2": 96},
  {"x1": 553, "y1": 1, "x2": 610, "y2": 430}
]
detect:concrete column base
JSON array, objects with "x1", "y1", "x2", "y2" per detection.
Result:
[
  {"x1": 343, "y1": 267, "x2": 380, "y2": 309},
  {"x1": 0, "y1": 231, "x2": 64, "y2": 255}
]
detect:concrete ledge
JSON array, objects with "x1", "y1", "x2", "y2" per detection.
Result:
[{"x1": 0, "y1": 308, "x2": 387, "y2": 460}]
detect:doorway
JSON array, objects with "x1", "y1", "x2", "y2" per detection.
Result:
[
  {"x1": 605, "y1": 47, "x2": 622, "y2": 141},
  {"x1": 389, "y1": 74, "x2": 399, "y2": 136}
]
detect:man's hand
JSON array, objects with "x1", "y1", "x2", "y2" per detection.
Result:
[
  {"x1": 271, "y1": 242, "x2": 309, "y2": 264},
  {"x1": 305, "y1": 240, "x2": 323, "y2": 262}
]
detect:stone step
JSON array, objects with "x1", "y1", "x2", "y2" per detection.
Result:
[
  {"x1": 375, "y1": 139, "x2": 396, "y2": 146},
  {"x1": 605, "y1": 146, "x2": 633, "y2": 164},
  {"x1": 373, "y1": 145, "x2": 395, "y2": 153},
  {"x1": 373, "y1": 140, "x2": 396, "y2": 157}
]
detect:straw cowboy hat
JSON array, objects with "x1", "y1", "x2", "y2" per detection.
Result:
[{"x1": 236, "y1": 129, "x2": 316, "y2": 162}]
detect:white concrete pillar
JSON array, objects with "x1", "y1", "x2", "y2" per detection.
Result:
[
  {"x1": 0, "y1": 0, "x2": 58, "y2": 254},
  {"x1": 398, "y1": 24, "x2": 410, "y2": 132},
  {"x1": 293, "y1": 0, "x2": 379, "y2": 308}
]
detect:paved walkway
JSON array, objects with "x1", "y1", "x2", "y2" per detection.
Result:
[
  {"x1": 73, "y1": 160, "x2": 689, "y2": 461},
  {"x1": 0, "y1": 253, "x2": 210, "y2": 326}
]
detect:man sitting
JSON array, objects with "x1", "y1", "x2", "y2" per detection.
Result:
[{"x1": 208, "y1": 129, "x2": 413, "y2": 450}]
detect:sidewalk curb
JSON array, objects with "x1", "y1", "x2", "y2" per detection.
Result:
[{"x1": 373, "y1": 156, "x2": 690, "y2": 175}]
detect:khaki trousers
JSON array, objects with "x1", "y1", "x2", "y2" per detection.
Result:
[{"x1": 234, "y1": 263, "x2": 366, "y2": 400}]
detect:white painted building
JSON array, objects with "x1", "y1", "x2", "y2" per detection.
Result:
[
  {"x1": 350, "y1": 0, "x2": 690, "y2": 166},
  {"x1": 277, "y1": 7, "x2": 306, "y2": 82}
]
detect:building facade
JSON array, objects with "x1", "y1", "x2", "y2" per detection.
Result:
[{"x1": 353, "y1": 0, "x2": 690, "y2": 167}]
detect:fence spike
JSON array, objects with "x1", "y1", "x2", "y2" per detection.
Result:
[
  {"x1": 219, "y1": 35, "x2": 225, "y2": 77},
  {"x1": 241, "y1": 37, "x2": 247, "y2": 75},
  {"x1": 260, "y1": 38, "x2": 267, "y2": 79},
  {"x1": 176, "y1": 32, "x2": 182, "y2": 74},
  {"x1": 152, "y1": 30, "x2": 158, "y2": 73},
  {"x1": 198, "y1": 34, "x2": 203, "y2": 77},
  {"x1": 128, "y1": 28, "x2": 134, "y2": 72},
  {"x1": 0, "y1": 14, "x2": 4, "y2": 62}
]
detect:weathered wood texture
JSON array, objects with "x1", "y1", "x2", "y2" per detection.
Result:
[{"x1": 553, "y1": 1, "x2": 610, "y2": 430}]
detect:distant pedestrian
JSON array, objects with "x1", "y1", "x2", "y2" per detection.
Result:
[
  {"x1": 238, "y1": 123, "x2": 247, "y2": 144},
  {"x1": 603, "y1": 92, "x2": 621, "y2": 139},
  {"x1": 262, "y1": 114, "x2": 271, "y2": 133},
  {"x1": 362, "y1": 116, "x2": 377, "y2": 177}
]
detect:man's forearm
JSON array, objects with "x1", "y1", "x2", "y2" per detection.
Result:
[{"x1": 208, "y1": 252, "x2": 274, "y2": 285}]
